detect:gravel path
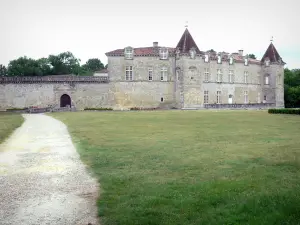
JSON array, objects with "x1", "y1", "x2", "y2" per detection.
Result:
[{"x1": 0, "y1": 114, "x2": 99, "y2": 225}]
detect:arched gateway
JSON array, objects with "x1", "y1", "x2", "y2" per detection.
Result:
[{"x1": 60, "y1": 94, "x2": 71, "y2": 107}]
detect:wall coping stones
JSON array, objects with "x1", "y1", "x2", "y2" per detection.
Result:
[{"x1": 0, "y1": 75, "x2": 109, "y2": 84}]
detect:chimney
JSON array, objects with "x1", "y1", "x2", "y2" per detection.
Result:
[
  {"x1": 238, "y1": 49, "x2": 243, "y2": 56},
  {"x1": 153, "y1": 42, "x2": 158, "y2": 47}
]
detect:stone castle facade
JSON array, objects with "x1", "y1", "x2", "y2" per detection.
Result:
[{"x1": 0, "y1": 28, "x2": 285, "y2": 110}]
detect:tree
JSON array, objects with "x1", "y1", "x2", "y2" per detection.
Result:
[
  {"x1": 248, "y1": 54, "x2": 256, "y2": 59},
  {"x1": 105, "y1": 64, "x2": 108, "y2": 69},
  {"x1": 48, "y1": 51, "x2": 81, "y2": 75},
  {"x1": 7, "y1": 57, "x2": 43, "y2": 76},
  {"x1": 37, "y1": 58, "x2": 51, "y2": 75},
  {"x1": 83, "y1": 58, "x2": 104, "y2": 72},
  {"x1": 0, "y1": 64, "x2": 7, "y2": 76},
  {"x1": 284, "y1": 68, "x2": 300, "y2": 108}
]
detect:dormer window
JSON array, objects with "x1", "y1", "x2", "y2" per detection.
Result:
[
  {"x1": 159, "y1": 48, "x2": 168, "y2": 60},
  {"x1": 217, "y1": 55, "x2": 221, "y2": 64},
  {"x1": 244, "y1": 58, "x2": 249, "y2": 66},
  {"x1": 124, "y1": 47, "x2": 133, "y2": 59},
  {"x1": 190, "y1": 48, "x2": 196, "y2": 59},
  {"x1": 204, "y1": 54, "x2": 209, "y2": 63},
  {"x1": 265, "y1": 59, "x2": 270, "y2": 66},
  {"x1": 229, "y1": 56, "x2": 233, "y2": 65}
]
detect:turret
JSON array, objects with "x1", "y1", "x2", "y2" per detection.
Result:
[{"x1": 261, "y1": 41, "x2": 285, "y2": 108}]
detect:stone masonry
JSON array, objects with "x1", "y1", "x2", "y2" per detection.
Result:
[{"x1": 0, "y1": 28, "x2": 285, "y2": 110}]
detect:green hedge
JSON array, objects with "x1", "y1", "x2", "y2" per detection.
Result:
[
  {"x1": 268, "y1": 108, "x2": 300, "y2": 115},
  {"x1": 84, "y1": 107, "x2": 113, "y2": 111}
]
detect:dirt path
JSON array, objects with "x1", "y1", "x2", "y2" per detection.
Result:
[{"x1": 0, "y1": 114, "x2": 99, "y2": 225}]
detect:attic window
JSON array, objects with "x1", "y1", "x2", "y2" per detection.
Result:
[
  {"x1": 204, "y1": 54, "x2": 209, "y2": 62},
  {"x1": 159, "y1": 48, "x2": 168, "y2": 60},
  {"x1": 217, "y1": 55, "x2": 221, "y2": 64},
  {"x1": 124, "y1": 47, "x2": 133, "y2": 59},
  {"x1": 190, "y1": 48, "x2": 196, "y2": 59},
  {"x1": 265, "y1": 60, "x2": 270, "y2": 66}
]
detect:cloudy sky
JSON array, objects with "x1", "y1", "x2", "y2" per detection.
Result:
[{"x1": 0, "y1": 0, "x2": 299, "y2": 68}]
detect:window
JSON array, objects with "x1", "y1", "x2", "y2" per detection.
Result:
[
  {"x1": 190, "y1": 49, "x2": 196, "y2": 59},
  {"x1": 229, "y1": 57, "x2": 233, "y2": 65},
  {"x1": 229, "y1": 70, "x2": 234, "y2": 83},
  {"x1": 244, "y1": 91, "x2": 248, "y2": 103},
  {"x1": 278, "y1": 74, "x2": 282, "y2": 85},
  {"x1": 204, "y1": 91, "x2": 209, "y2": 104},
  {"x1": 217, "y1": 91, "x2": 221, "y2": 104},
  {"x1": 124, "y1": 47, "x2": 133, "y2": 59},
  {"x1": 244, "y1": 58, "x2": 248, "y2": 66},
  {"x1": 244, "y1": 71, "x2": 248, "y2": 83},
  {"x1": 257, "y1": 92, "x2": 261, "y2": 103},
  {"x1": 176, "y1": 69, "x2": 180, "y2": 81},
  {"x1": 161, "y1": 97, "x2": 164, "y2": 102},
  {"x1": 159, "y1": 48, "x2": 168, "y2": 59},
  {"x1": 265, "y1": 60, "x2": 270, "y2": 66},
  {"x1": 204, "y1": 54, "x2": 209, "y2": 62},
  {"x1": 265, "y1": 75, "x2": 270, "y2": 85},
  {"x1": 204, "y1": 68, "x2": 209, "y2": 82},
  {"x1": 217, "y1": 69, "x2": 222, "y2": 82},
  {"x1": 148, "y1": 68, "x2": 153, "y2": 81},
  {"x1": 160, "y1": 67, "x2": 167, "y2": 81},
  {"x1": 264, "y1": 95, "x2": 267, "y2": 101},
  {"x1": 217, "y1": 55, "x2": 221, "y2": 64},
  {"x1": 125, "y1": 66, "x2": 133, "y2": 81}
]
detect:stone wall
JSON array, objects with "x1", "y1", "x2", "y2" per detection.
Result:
[{"x1": 0, "y1": 76, "x2": 113, "y2": 110}]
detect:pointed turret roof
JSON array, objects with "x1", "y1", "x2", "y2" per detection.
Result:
[
  {"x1": 176, "y1": 28, "x2": 200, "y2": 54},
  {"x1": 261, "y1": 42, "x2": 283, "y2": 63}
]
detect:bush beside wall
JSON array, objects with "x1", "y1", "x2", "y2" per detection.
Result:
[
  {"x1": 84, "y1": 107, "x2": 113, "y2": 111},
  {"x1": 268, "y1": 108, "x2": 300, "y2": 115}
]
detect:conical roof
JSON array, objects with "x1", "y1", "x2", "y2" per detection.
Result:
[
  {"x1": 261, "y1": 42, "x2": 283, "y2": 63},
  {"x1": 176, "y1": 28, "x2": 200, "y2": 54}
]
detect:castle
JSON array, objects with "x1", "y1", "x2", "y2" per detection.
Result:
[{"x1": 0, "y1": 28, "x2": 285, "y2": 110}]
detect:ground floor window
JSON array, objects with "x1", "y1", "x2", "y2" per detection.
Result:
[
  {"x1": 217, "y1": 91, "x2": 221, "y2": 104},
  {"x1": 244, "y1": 91, "x2": 248, "y2": 103},
  {"x1": 204, "y1": 91, "x2": 209, "y2": 104}
]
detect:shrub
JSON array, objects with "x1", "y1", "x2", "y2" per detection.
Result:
[
  {"x1": 6, "y1": 107, "x2": 28, "y2": 111},
  {"x1": 268, "y1": 108, "x2": 300, "y2": 115},
  {"x1": 84, "y1": 107, "x2": 113, "y2": 111},
  {"x1": 130, "y1": 107, "x2": 159, "y2": 111}
]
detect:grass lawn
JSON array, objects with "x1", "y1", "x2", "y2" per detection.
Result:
[
  {"x1": 0, "y1": 113, "x2": 24, "y2": 145},
  {"x1": 52, "y1": 110, "x2": 300, "y2": 225}
]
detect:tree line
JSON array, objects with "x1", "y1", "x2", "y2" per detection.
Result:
[{"x1": 0, "y1": 51, "x2": 107, "y2": 77}]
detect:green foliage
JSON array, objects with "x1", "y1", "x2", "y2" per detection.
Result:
[
  {"x1": 84, "y1": 107, "x2": 113, "y2": 110},
  {"x1": 268, "y1": 108, "x2": 300, "y2": 115},
  {"x1": 284, "y1": 68, "x2": 300, "y2": 108},
  {"x1": 0, "y1": 64, "x2": 7, "y2": 76},
  {"x1": 48, "y1": 51, "x2": 81, "y2": 75},
  {"x1": 79, "y1": 58, "x2": 105, "y2": 76},
  {"x1": 248, "y1": 54, "x2": 256, "y2": 59},
  {"x1": 7, "y1": 57, "x2": 44, "y2": 76},
  {"x1": 0, "y1": 113, "x2": 24, "y2": 145}
]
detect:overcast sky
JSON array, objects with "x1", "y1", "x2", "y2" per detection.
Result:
[{"x1": 0, "y1": 0, "x2": 299, "y2": 69}]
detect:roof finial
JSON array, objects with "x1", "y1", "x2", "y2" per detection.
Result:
[
  {"x1": 185, "y1": 21, "x2": 188, "y2": 28},
  {"x1": 270, "y1": 36, "x2": 273, "y2": 43}
]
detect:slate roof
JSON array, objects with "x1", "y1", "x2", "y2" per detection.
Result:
[
  {"x1": 105, "y1": 29, "x2": 279, "y2": 65},
  {"x1": 176, "y1": 28, "x2": 201, "y2": 54},
  {"x1": 261, "y1": 42, "x2": 283, "y2": 63}
]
